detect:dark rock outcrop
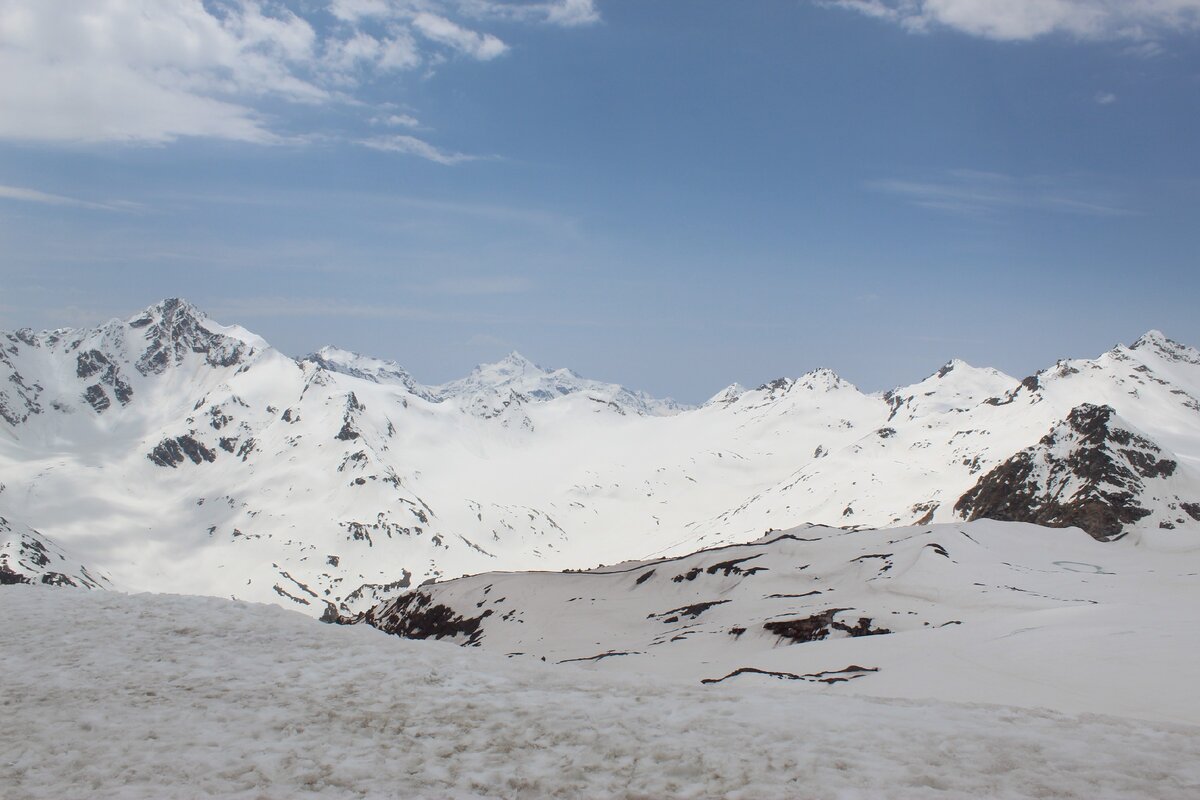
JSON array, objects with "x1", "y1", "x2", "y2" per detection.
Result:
[
  {"x1": 956, "y1": 404, "x2": 1183, "y2": 541},
  {"x1": 147, "y1": 435, "x2": 217, "y2": 468},
  {"x1": 349, "y1": 590, "x2": 493, "y2": 646},
  {"x1": 764, "y1": 608, "x2": 892, "y2": 643}
]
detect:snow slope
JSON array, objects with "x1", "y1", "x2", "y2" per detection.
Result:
[
  {"x1": 1, "y1": 300, "x2": 1199, "y2": 617},
  {"x1": 0, "y1": 514, "x2": 110, "y2": 588},
  {"x1": 3, "y1": 585, "x2": 1198, "y2": 799},
  {"x1": 354, "y1": 519, "x2": 1200, "y2": 724}
]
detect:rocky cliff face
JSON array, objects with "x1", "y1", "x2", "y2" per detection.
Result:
[{"x1": 956, "y1": 404, "x2": 1199, "y2": 540}]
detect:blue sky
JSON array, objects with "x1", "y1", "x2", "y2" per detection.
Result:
[{"x1": 2, "y1": 0, "x2": 1199, "y2": 402}]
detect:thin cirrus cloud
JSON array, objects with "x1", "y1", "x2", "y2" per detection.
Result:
[
  {"x1": 868, "y1": 170, "x2": 1134, "y2": 217},
  {"x1": 0, "y1": 183, "x2": 133, "y2": 212},
  {"x1": 0, "y1": 0, "x2": 598, "y2": 149},
  {"x1": 358, "y1": 134, "x2": 479, "y2": 165},
  {"x1": 829, "y1": 0, "x2": 1200, "y2": 46}
]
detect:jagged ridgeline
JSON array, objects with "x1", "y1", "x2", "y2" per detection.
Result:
[{"x1": 1, "y1": 299, "x2": 1198, "y2": 617}]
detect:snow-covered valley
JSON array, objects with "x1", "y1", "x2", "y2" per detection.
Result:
[{"x1": 3, "y1": 299, "x2": 1199, "y2": 619}]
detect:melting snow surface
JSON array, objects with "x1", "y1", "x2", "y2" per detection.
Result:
[{"x1": 2, "y1": 586, "x2": 1198, "y2": 799}]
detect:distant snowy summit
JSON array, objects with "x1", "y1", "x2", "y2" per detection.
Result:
[{"x1": 303, "y1": 346, "x2": 689, "y2": 418}]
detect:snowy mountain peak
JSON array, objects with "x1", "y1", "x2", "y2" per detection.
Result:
[
  {"x1": 884, "y1": 359, "x2": 1017, "y2": 421},
  {"x1": 127, "y1": 297, "x2": 205, "y2": 328},
  {"x1": 934, "y1": 358, "x2": 969, "y2": 378},
  {"x1": 496, "y1": 350, "x2": 542, "y2": 371},
  {"x1": 798, "y1": 367, "x2": 846, "y2": 390},
  {"x1": 470, "y1": 351, "x2": 569, "y2": 384},
  {"x1": 431, "y1": 352, "x2": 685, "y2": 416},
  {"x1": 1131, "y1": 329, "x2": 1170, "y2": 349},
  {"x1": 302, "y1": 346, "x2": 428, "y2": 397},
  {"x1": 705, "y1": 383, "x2": 748, "y2": 406},
  {"x1": 1129, "y1": 329, "x2": 1200, "y2": 365},
  {"x1": 126, "y1": 298, "x2": 258, "y2": 376},
  {"x1": 751, "y1": 369, "x2": 845, "y2": 397}
]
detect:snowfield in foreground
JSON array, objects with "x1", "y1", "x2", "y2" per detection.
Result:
[{"x1": 3, "y1": 587, "x2": 1198, "y2": 799}]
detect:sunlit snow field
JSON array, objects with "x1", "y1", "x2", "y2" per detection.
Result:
[{"x1": 3, "y1": 586, "x2": 1198, "y2": 799}]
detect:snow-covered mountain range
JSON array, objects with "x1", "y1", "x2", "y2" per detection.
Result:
[{"x1": 2, "y1": 299, "x2": 1198, "y2": 617}]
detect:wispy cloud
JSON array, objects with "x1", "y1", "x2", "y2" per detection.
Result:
[
  {"x1": 829, "y1": 0, "x2": 1200, "y2": 48},
  {"x1": 1095, "y1": 91, "x2": 1117, "y2": 105},
  {"x1": 412, "y1": 12, "x2": 508, "y2": 60},
  {"x1": 868, "y1": 170, "x2": 1134, "y2": 217},
  {"x1": 0, "y1": 0, "x2": 599, "y2": 147},
  {"x1": 0, "y1": 183, "x2": 133, "y2": 211},
  {"x1": 358, "y1": 134, "x2": 479, "y2": 165}
]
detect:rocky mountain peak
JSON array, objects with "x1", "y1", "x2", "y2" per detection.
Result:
[
  {"x1": 800, "y1": 367, "x2": 844, "y2": 387},
  {"x1": 1129, "y1": 330, "x2": 1200, "y2": 365},
  {"x1": 955, "y1": 403, "x2": 1194, "y2": 541},
  {"x1": 129, "y1": 298, "x2": 253, "y2": 376}
]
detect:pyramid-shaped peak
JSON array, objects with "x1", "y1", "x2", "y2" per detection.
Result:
[
  {"x1": 474, "y1": 351, "x2": 548, "y2": 377},
  {"x1": 499, "y1": 351, "x2": 541, "y2": 368},
  {"x1": 1129, "y1": 329, "x2": 1192, "y2": 353},
  {"x1": 1132, "y1": 330, "x2": 1169, "y2": 347},
  {"x1": 705, "y1": 383, "x2": 748, "y2": 406},
  {"x1": 127, "y1": 298, "x2": 206, "y2": 328},
  {"x1": 1126, "y1": 330, "x2": 1200, "y2": 365}
]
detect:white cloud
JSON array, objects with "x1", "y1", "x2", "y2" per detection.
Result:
[
  {"x1": 381, "y1": 113, "x2": 421, "y2": 127},
  {"x1": 0, "y1": 0, "x2": 597, "y2": 146},
  {"x1": 831, "y1": 0, "x2": 1200, "y2": 43},
  {"x1": 359, "y1": 134, "x2": 478, "y2": 164},
  {"x1": 1095, "y1": 91, "x2": 1117, "y2": 104},
  {"x1": 412, "y1": 12, "x2": 508, "y2": 60},
  {"x1": 329, "y1": 0, "x2": 396, "y2": 23},
  {"x1": 323, "y1": 30, "x2": 385, "y2": 72},
  {"x1": 544, "y1": 0, "x2": 602, "y2": 27}
]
